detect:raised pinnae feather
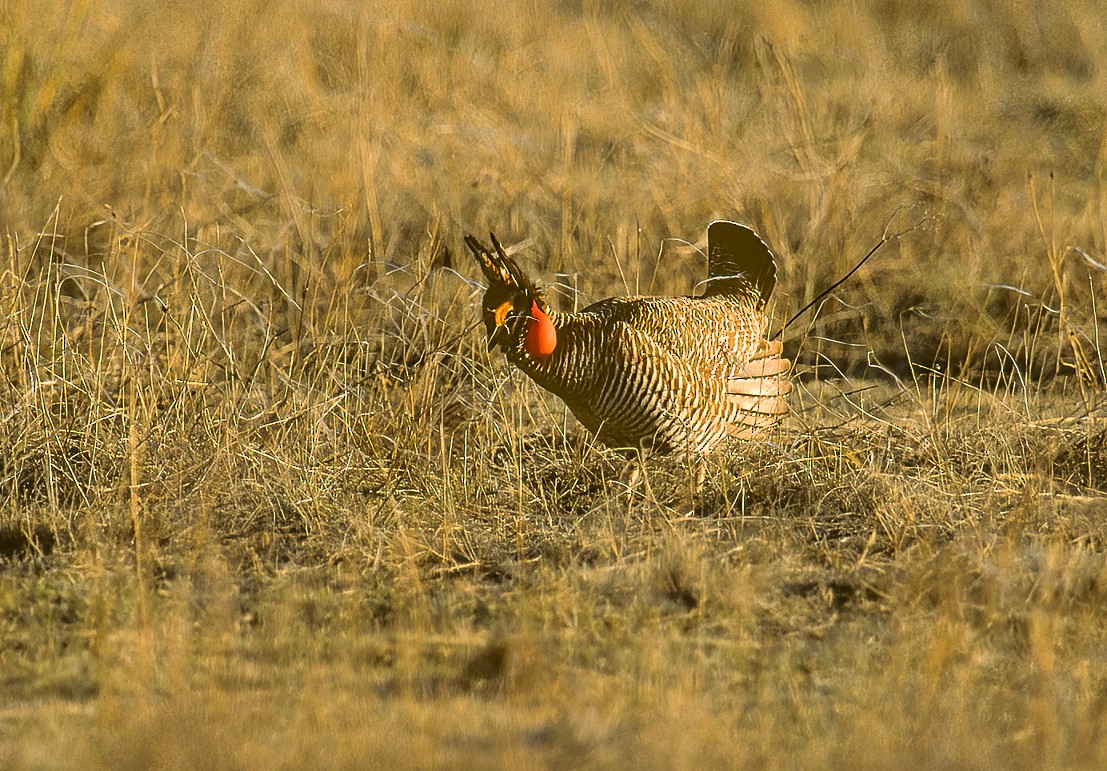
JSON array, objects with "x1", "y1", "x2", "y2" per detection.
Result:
[{"x1": 464, "y1": 232, "x2": 542, "y2": 298}]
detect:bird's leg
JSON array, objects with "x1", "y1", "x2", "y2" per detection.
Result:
[
  {"x1": 612, "y1": 446, "x2": 655, "y2": 502},
  {"x1": 691, "y1": 455, "x2": 707, "y2": 492},
  {"x1": 618, "y1": 459, "x2": 641, "y2": 492},
  {"x1": 672, "y1": 452, "x2": 708, "y2": 509}
]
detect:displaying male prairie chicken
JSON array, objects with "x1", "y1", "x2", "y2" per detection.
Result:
[{"x1": 465, "y1": 221, "x2": 792, "y2": 454}]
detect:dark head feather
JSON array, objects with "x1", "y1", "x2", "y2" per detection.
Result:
[{"x1": 464, "y1": 233, "x2": 542, "y2": 299}]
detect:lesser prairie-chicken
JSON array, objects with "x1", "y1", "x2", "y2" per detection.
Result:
[{"x1": 465, "y1": 221, "x2": 791, "y2": 454}]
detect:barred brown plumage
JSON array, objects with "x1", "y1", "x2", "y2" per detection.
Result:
[{"x1": 466, "y1": 221, "x2": 792, "y2": 454}]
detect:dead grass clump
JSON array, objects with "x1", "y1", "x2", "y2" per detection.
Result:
[{"x1": 1050, "y1": 423, "x2": 1107, "y2": 493}]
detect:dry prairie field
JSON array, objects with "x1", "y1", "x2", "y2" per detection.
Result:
[{"x1": 2, "y1": 0, "x2": 1107, "y2": 767}]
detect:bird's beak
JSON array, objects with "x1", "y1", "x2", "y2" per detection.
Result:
[{"x1": 487, "y1": 324, "x2": 511, "y2": 350}]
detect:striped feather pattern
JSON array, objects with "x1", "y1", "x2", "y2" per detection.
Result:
[{"x1": 469, "y1": 222, "x2": 793, "y2": 454}]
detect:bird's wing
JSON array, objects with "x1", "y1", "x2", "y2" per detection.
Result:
[{"x1": 606, "y1": 321, "x2": 699, "y2": 412}]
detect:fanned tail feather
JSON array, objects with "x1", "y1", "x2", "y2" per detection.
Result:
[
  {"x1": 703, "y1": 221, "x2": 777, "y2": 303},
  {"x1": 725, "y1": 339, "x2": 792, "y2": 439}
]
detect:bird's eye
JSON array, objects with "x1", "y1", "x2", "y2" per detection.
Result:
[{"x1": 492, "y1": 300, "x2": 513, "y2": 327}]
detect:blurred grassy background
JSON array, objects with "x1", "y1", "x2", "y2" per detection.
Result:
[
  {"x1": 2, "y1": 0, "x2": 1105, "y2": 373},
  {"x1": 1, "y1": 0, "x2": 1107, "y2": 768}
]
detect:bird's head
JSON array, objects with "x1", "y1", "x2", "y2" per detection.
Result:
[{"x1": 465, "y1": 233, "x2": 557, "y2": 357}]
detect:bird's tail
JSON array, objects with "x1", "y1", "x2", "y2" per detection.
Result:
[{"x1": 725, "y1": 339, "x2": 792, "y2": 440}]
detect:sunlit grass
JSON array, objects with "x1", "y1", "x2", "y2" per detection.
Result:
[{"x1": 1, "y1": 0, "x2": 1106, "y2": 768}]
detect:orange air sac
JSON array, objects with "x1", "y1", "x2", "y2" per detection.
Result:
[{"x1": 525, "y1": 301, "x2": 557, "y2": 356}]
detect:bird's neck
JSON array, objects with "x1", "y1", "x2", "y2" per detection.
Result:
[{"x1": 508, "y1": 309, "x2": 586, "y2": 392}]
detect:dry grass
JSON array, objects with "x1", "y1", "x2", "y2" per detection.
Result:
[{"x1": 1, "y1": 0, "x2": 1106, "y2": 768}]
